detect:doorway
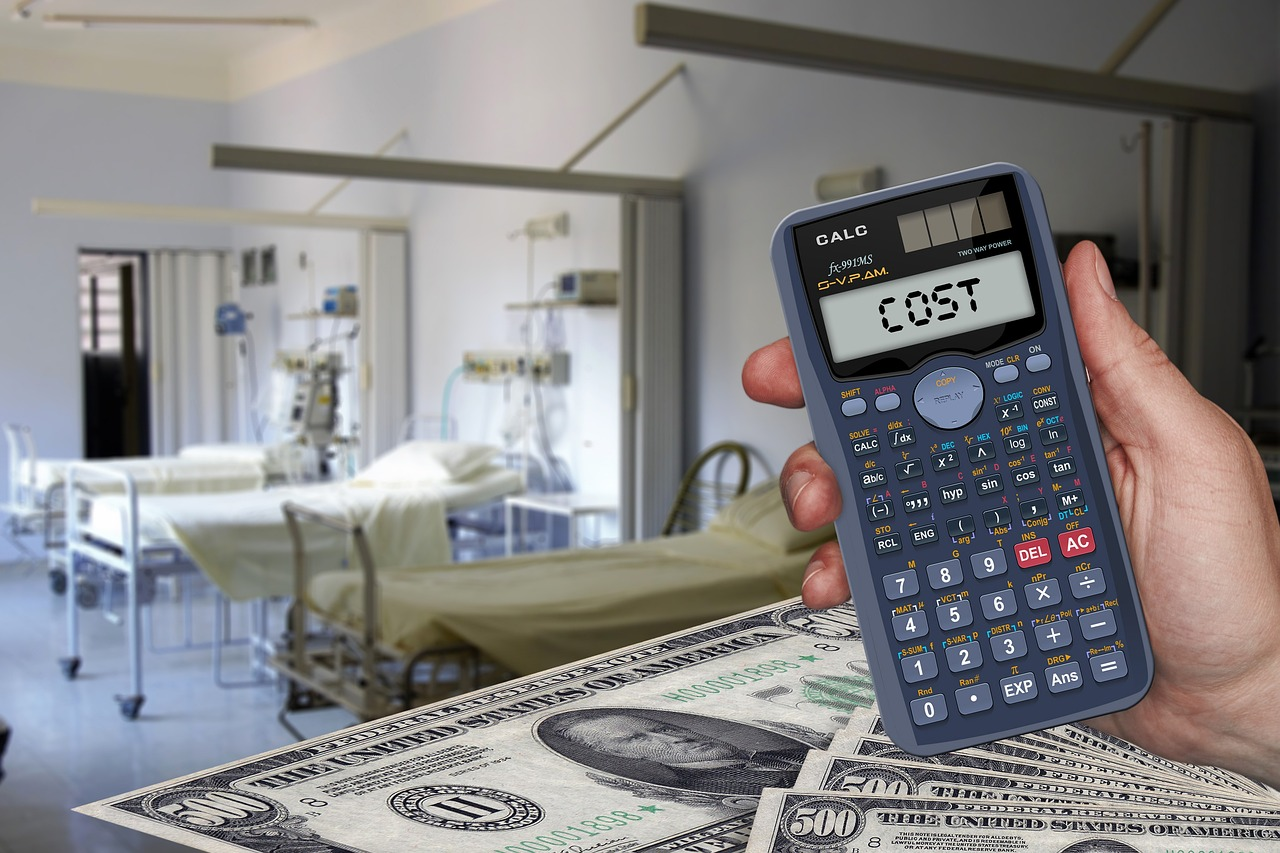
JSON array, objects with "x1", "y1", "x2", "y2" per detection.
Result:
[{"x1": 79, "y1": 251, "x2": 150, "y2": 458}]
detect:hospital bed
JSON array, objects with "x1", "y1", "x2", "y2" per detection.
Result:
[
  {"x1": 2, "y1": 421, "x2": 298, "y2": 575},
  {"x1": 271, "y1": 480, "x2": 834, "y2": 733},
  {"x1": 2, "y1": 423, "x2": 64, "y2": 562},
  {"x1": 59, "y1": 439, "x2": 523, "y2": 719}
]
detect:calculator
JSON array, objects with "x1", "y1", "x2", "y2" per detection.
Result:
[{"x1": 769, "y1": 162, "x2": 1152, "y2": 756}]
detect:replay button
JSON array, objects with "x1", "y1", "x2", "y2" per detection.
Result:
[{"x1": 914, "y1": 367, "x2": 984, "y2": 429}]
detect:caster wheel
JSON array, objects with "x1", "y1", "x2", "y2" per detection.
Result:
[
  {"x1": 75, "y1": 578, "x2": 101, "y2": 610},
  {"x1": 117, "y1": 695, "x2": 144, "y2": 720},
  {"x1": 59, "y1": 656, "x2": 81, "y2": 680},
  {"x1": 49, "y1": 569, "x2": 67, "y2": 595}
]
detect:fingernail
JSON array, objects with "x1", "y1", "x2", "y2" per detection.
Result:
[
  {"x1": 801, "y1": 557, "x2": 825, "y2": 594},
  {"x1": 1094, "y1": 246, "x2": 1118, "y2": 301},
  {"x1": 784, "y1": 470, "x2": 813, "y2": 511}
]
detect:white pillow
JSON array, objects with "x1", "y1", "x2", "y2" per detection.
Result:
[
  {"x1": 708, "y1": 479, "x2": 835, "y2": 554},
  {"x1": 352, "y1": 441, "x2": 500, "y2": 487}
]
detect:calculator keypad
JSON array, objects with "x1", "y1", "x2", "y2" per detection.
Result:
[{"x1": 838, "y1": 347, "x2": 1138, "y2": 740}]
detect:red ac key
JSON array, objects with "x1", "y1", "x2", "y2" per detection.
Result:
[
  {"x1": 1015, "y1": 538, "x2": 1052, "y2": 568},
  {"x1": 1058, "y1": 527, "x2": 1096, "y2": 558}
]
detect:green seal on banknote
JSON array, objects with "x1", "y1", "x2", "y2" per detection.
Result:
[{"x1": 800, "y1": 674, "x2": 876, "y2": 713}]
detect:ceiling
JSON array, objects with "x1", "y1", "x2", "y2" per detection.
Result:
[
  {"x1": 2, "y1": 0, "x2": 367, "y2": 61},
  {"x1": 2, "y1": 0, "x2": 1271, "y2": 103},
  {"x1": 0, "y1": 0, "x2": 500, "y2": 99}
]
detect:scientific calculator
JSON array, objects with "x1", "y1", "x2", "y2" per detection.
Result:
[{"x1": 769, "y1": 163, "x2": 1152, "y2": 755}]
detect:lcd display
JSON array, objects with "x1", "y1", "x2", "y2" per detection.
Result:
[{"x1": 818, "y1": 251, "x2": 1035, "y2": 364}]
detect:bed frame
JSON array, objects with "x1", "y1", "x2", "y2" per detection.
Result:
[
  {"x1": 268, "y1": 443, "x2": 758, "y2": 737},
  {"x1": 4, "y1": 422, "x2": 295, "y2": 589},
  {"x1": 59, "y1": 450, "x2": 522, "y2": 721},
  {"x1": 60, "y1": 462, "x2": 276, "y2": 719},
  {"x1": 2, "y1": 423, "x2": 67, "y2": 571},
  {"x1": 273, "y1": 501, "x2": 511, "y2": 739}
]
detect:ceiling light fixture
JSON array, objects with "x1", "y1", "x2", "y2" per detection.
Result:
[
  {"x1": 11, "y1": 0, "x2": 40, "y2": 20},
  {"x1": 42, "y1": 13, "x2": 316, "y2": 29},
  {"x1": 815, "y1": 167, "x2": 883, "y2": 202}
]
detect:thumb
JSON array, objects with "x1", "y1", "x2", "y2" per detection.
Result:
[{"x1": 1061, "y1": 241, "x2": 1204, "y2": 448}]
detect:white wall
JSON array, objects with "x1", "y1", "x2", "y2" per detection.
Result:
[
  {"x1": 227, "y1": 225, "x2": 362, "y2": 446},
  {"x1": 221, "y1": 0, "x2": 1276, "y2": 481},
  {"x1": 1, "y1": 0, "x2": 1276, "y2": 554},
  {"x1": 225, "y1": 5, "x2": 637, "y2": 490},
  {"x1": 0, "y1": 82, "x2": 230, "y2": 560}
]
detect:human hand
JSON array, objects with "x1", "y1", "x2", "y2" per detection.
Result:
[{"x1": 743, "y1": 241, "x2": 1280, "y2": 786}]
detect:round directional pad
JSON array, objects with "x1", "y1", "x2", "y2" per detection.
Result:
[{"x1": 913, "y1": 367, "x2": 984, "y2": 430}]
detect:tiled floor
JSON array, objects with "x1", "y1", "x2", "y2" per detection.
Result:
[{"x1": 0, "y1": 557, "x2": 358, "y2": 852}]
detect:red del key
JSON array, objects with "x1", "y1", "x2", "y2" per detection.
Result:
[{"x1": 1015, "y1": 538, "x2": 1052, "y2": 568}]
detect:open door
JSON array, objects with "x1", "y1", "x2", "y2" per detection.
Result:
[{"x1": 79, "y1": 251, "x2": 149, "y2": 458}]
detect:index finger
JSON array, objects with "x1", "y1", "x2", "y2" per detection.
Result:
[{"x1": 742, "y1": 337, "x2": 806, "y2": 408}]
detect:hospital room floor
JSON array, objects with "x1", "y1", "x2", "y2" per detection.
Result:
[{"x1": 0, "y1": 558, "x2": 360, "y2": 852}]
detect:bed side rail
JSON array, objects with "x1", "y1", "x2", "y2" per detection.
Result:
[
  {"x1": 64, "y1": 462, "x2": 141, "y2": 565},
  {"x1": 280, "y1": 501, "x2": 378, "y2": 694},
  {"x1": 399, "y1": 412, "x2": 457, "y2": 442},
  {"x1": 3, "y1": 423, "x2": 38, "y2": 509},
  {"x1": 2, "y1": 422, "x2": 62, "y2": 555}
]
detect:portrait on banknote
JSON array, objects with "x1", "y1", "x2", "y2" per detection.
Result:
[{"x1": 536, "y1": 708, "x2": 813, "y2": 796}]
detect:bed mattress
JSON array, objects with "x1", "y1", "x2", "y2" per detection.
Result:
[
  {"x1": 178, "y1": 442, "x2": 299, "y2": 481},
  {"x1": 24, "y1": 455, "x2": 267, "y2": 497},
  {"x1": 305, "y1": 528, "x2": 813, "y2": 675},
  {"x1": 80, "y1": 464, "x2": 521, "y2": 601}
]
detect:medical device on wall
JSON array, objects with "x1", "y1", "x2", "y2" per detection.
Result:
[
  {"x1": 322, "y1": 285, "x2": 358, "y2": 317},
  {"x1": 461, "y1": 350, "x2": 569, "y2": 385},
  {"x1": 770, "y1": 163, "x2": 1152, "y2": 756},
  {"x1": 214, "y1": 303, "x2": 247, "y2": 335},
  {"x1": 274, "y1": 350, "x2": 341, "y2": 449},
  {"x1": 554, "y1": 269, "x2": 618, "y2": 305}
]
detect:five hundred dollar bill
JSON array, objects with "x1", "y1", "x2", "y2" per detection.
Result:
[
  {"x1": 77, "y1": 599, "x2": 871, "y2": 853},
  {"x1": 747, "y1": 789, "x2": 1280, "y2": 853}
]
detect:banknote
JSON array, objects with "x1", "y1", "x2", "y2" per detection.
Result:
[
  {"x1": 793, "y1": 740, "x2": 1280, "y2": 818},
  {"x1": 1022, "y1": 723, "x2": 1280, "y2": 802},
  {"x1": 746, "y1": 790, "x2": 1280, "y2": 853},
  {"x1": 833, "y1": 708, "x2": 1255, "y2": 801},
  {"x1": 78, "y1": 598, "x2": 873, "y2": 853}
]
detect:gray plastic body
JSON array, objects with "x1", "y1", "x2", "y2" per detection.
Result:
[{"x1": 769, "y1": 163, "x2": 1152, "y2": 755}]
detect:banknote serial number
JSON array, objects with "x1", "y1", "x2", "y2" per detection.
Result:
[
  {"x1": 662, "y1": 659, "x2": 804, "y2": 703},
  {"x1": 493, "y1": 810, "x2": 646, "y2": 853}
]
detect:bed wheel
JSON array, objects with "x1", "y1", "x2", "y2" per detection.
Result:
[
  {"x1": 49, "y1": 568, "x2": 67, "y2": 595},
  {"x1": 117, "y1": 695, "x2": 144, "y2": 720},
  {"x1": 59, "y1": 656, "x2": 80, "y2": 680},
  {"x1": 74, "y1": 577, "x2": 100, "y2": 610}
]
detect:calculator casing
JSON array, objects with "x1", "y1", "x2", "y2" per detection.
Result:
[{"x1": 770, "y1": 162, "x2": 1152, "y2": 755}]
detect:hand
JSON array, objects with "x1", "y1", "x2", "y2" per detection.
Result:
[{"x1": 743, "y1": 241, "x2": 1280, "y2": 786}]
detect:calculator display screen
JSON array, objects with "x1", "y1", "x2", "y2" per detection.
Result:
[
  {"x1": 819, "y1": 251, "x2": 1036, "y2": 364},
  {"x1": 793, "y1": 175, "x2": 1046, "y2": 380}
]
